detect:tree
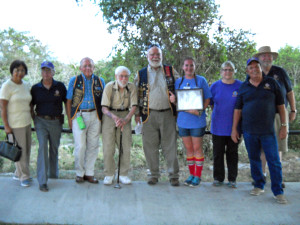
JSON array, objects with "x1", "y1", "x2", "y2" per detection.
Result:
[
  {"x1": 275, "y1": 45, "x2": 300, "y2": 87},
  {"x1": 95, "y1": 0, "x2": 256, "y2": 81}
]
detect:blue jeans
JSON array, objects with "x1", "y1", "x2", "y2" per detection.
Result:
[
  {"x1": 35, "y1": 117, "x2": 62, "y2": 185},
  {"x1": 243, "y1": 132, "x2": 283, "y2": 196}
]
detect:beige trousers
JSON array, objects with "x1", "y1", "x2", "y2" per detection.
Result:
[
  {"x1": 12, "y1": 125, "x2": 32, "y2": 181},
  {"x1": 142, "y1": 110, "x2": 179, "y2": 179},
  {"x1": 102, "y1": 111, "x2": 132, "y2": 176}
]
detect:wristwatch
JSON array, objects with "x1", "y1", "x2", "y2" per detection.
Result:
[
  {"x1": 281, "y1": 123, "x2": 288, "y2": 127},
  {"x1": 290, "y1": 109, "x2": 297, "y2": 113}
]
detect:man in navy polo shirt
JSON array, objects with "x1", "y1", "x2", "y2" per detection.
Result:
[
  {"x1": 31, "y1": 61, "x2": 67, "y2": 192},
  {"x1": 253, "y1": 46, "x2": 297, "y2": 187},
  {"x1": 231, "y1": 57, "x2": 288, "y2": 204}
]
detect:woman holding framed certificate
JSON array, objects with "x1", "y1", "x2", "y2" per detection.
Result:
[{"x1": 171, "y1": 57, "x2": 211, "y2": 187}]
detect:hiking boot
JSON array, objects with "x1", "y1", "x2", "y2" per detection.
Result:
[
  {"x1": 190, "y1": 177, "x2": 201, "y2": 187},
  {"x1": 227, "y1": 181, "x2": 237, "y2": 188},
  {"x1": 212, "y1": 180, "x2": 223, "y2": 187},
  {"x1": 170, "y1": 178, "x2": 180, "y2": 186},
  {"x1": 274, "y1": 194, "x2": 288, "y2": 204},
  {"x1": 147, "y1": 177, "x2": 158, "y2": 185},
  {"x1": 250, "y1": 187, "x2": 264, "y2": 196},
  {"x1": 184, "y1": 176, "x2": 194, "y2": 186}
]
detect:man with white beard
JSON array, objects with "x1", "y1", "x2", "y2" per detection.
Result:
[
  {"x1": 101, "y1": 66, "x2": 137, "y2": 185},
  {"x1": 135, "y1": 44, "x2": 180, "y2": 186}
]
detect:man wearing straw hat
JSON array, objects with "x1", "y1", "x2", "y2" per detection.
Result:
[{"x1": 253, "y1": 46, "x2": 297, "y2": 187}]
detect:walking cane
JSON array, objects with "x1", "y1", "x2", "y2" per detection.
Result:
[{"x1": 114, "y1": 128, "x2": 123, "y2": 189}]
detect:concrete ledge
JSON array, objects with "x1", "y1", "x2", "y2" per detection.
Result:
[{"x1": 0, "y1": 177, "x2": 299, "y2": 225}]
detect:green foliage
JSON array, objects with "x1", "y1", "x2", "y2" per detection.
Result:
[
  {"x1": 275, "y1": 45, "x2": 300, "y2": 87},
  {"x1": 98, "y1": 0, "x2": 256, "y2": 82}
]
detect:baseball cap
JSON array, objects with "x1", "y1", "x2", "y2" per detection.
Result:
[
  {"x1": 246, "y1": 57, "x2": 260, "y2": 66},
  {"x1": 41, "y1": 61, "x2": 55, "y2": 70}
]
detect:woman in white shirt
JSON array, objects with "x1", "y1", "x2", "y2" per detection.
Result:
[{"x1": 0, "y1": 60, "x2": 32, "y2": 187}]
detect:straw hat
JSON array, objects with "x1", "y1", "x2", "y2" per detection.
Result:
[{"x1": 253, "y1": 46, "x2": 278, "y2": 60}]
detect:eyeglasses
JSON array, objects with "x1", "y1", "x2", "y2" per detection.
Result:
[
  {"x1": 118, "y1": 75, "x2": 129, "y2": 79},
  {"x1": 13, "y1": 68, "x2": 26, "y2": 73},
  {"x1": 222, "y1": 69, "x2": 234, "y2": 72}
]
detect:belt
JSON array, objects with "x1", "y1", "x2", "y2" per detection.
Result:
[
  {"x1": 149, "y1": 108, "x2": 170, "y2": 112},
  {"x1": 37, "y1": 115, "x2": 61, "y2": 120},
  {"x1": 80, "y1": 109, "x2": 95, "y2": 112},
  {"x1": 109, "y1": 108, "x2": 129, "y2": 112}
]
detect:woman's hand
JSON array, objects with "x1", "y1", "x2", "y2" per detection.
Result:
[
  {"x1": 186, "y1": 110, "x2": 200, "y2": 116},
  {"x1": 169, "y1": 91, "x2": 176, "y2": 104}
]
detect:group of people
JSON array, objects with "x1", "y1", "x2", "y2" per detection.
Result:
[{"x1": 0, "y1": 45, "x2": 296, "y2": 205}]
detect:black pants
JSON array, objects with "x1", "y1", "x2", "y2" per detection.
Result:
[{"x1": 212, "y1": 135, "x2": 239, "y2": 182}]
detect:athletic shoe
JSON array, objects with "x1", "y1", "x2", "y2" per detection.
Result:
[
  {"x1": 274, "y1": 194, "x2": 288, "y2": 204},
  {"x1": 250, "y1": 187, "x2": 264, "y2": 196},
  {"x1": 20, "y1": 179, "x2": 31, "y2": 187},
  {"x1": 184, "y1": 176, "x2": 194, "y2": 186},
  {"x1": 119, "y1": 176, "x2": 132, "y2": 184},
  {"x1": 189, "y1": 177, "x2": 201, "y2": 187},
  {"x1": 227, "y1": 181, "x2": 237, "y2": 188},
  {"x1": 212, "y1": 180, "x2": 223, "y2": 187},
  {"x1": 13, "y1": 176, "x2": 33, "y2": 182},
  {"x1": 103, "y1": 176, "x2": 114, "y2": 185}
]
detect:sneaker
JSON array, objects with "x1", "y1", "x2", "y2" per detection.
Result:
[
  {"x1": 147, "y1": 177, "x2": 158, "y2": 185},
  {"x1": 103, "y1": 176, "x2": 114, "y2": 185},
  {"x1": 213, "y1": 180, "x2": 223, "y2": 187},
  {"x1": 170, "y1": 178, "x2": 180, "y2": 186},
  {"x1": 190, "y1": 177, "x2": 201, "y2": 187},
  {"x1": 20, "y1": 179, "x2": 31, "y2": 187},
  {"x1": 250, "y1": 187, "x2": 264, "y2": 196},
  {"x1": 184, "y1": 175, "x2": 194, "y2": 186},
  {"x1": 39, "y1": 184, "x2": 49, "y2": 192},
  {"x1": 274, "y1": 194, "x2": 288, "y2": 204},
  {"x1": 119, "y1": 176, "x2": 132, "y2": 184},
  {"x1": 227, "y1": 181, "x2": 237, "y2": 188},
  {"x1": 13, "y1": 176, "x2": 33, "y2": 182}
]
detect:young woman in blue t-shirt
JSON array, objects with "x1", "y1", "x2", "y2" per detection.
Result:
[{"x1": 170, "y1": 57, "x2": 211, "y2": 187}]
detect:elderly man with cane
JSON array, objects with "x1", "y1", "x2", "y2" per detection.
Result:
[{"x1": 101, "y1": 66, "x2": 137, "y2": 185}]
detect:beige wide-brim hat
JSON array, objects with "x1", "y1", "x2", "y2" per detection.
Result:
[{"x1": 253, "y1": 46, "x2": 278, "y2": 60}]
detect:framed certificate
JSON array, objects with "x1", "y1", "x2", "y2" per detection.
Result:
[{"x1": 176, "y1": 88, "x2": 204, "y2": 111}]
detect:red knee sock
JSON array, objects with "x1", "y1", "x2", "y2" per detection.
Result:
[
  {"x1": 187, "y1": 156, "x2": 195, "y2": 176},
  {"x1": 195, "y1": 157, "x2": 204, "y2": 178}
]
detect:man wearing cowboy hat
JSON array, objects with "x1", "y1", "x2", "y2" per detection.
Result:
[{"x1": 253, "y1": 46, "x2": 297, "y2": 187}]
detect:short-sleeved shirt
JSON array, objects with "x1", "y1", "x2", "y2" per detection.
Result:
[
  {"x1": 146, "y1": 65, "x2": 179, "y2": 110},
  {"x1": 175, "y1": 75, "x2": 212, "y2": 129},
  {"x1": 66, "y1": 73, "x2": 105, "y2": 109},
  {"x1": 101, "y1": 81, "x2": 137, "y2": 109},
  {"x1": 264, "y1": 65, "x2": 292, "y2": 107},
  {"x1": 0, "y1": 79, "x2": 32, "y2": 128},
  {"x1": 210, "y1": 79, "x2": 242, "y2": 136},
  {"x1": 235, "y1": 75, "x2": 284, "y2": 135},
  {"x1": 31, "y1": 79, "x2": 67, "y2": 116}
]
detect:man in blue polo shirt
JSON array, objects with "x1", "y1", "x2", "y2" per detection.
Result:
[
  {"x1": 31, "y1": 61, "x2": 67, "y2": 192},
  {"x1": 231, "y1": 57, "x2": 288, "y2": 204},
  {"x1": 66, "y1": 57, "x2": 105, "y2": 184}
]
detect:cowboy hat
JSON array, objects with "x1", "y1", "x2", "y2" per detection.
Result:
[{"x1": 253, "y1": 46, "x2": 278, "y2": 60}]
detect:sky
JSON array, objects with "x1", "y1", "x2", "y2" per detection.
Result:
[{"x1": 0, "y1": 0, "x2": 299, "y2": 64}]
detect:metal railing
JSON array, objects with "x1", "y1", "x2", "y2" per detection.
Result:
[{"x1": 1, "y1": 125, "x2": 300, "y2": 135}]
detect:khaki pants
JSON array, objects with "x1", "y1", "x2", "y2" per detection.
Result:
[
  {"x1": 274, "y1": 109, "x2": 289, "y2": 152},
  {"x1": 142, "y1": 110, "x2": 179, "y2": 179},
  {"x1": 72, "y1": 111, "x2": 100, "y2": 177},
  {"x1": 13, "y1": 125, "x2": 32, "y2": 181},
  {"x1": 102, "y1": 111, "x2": 132, "y2": 176}
]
